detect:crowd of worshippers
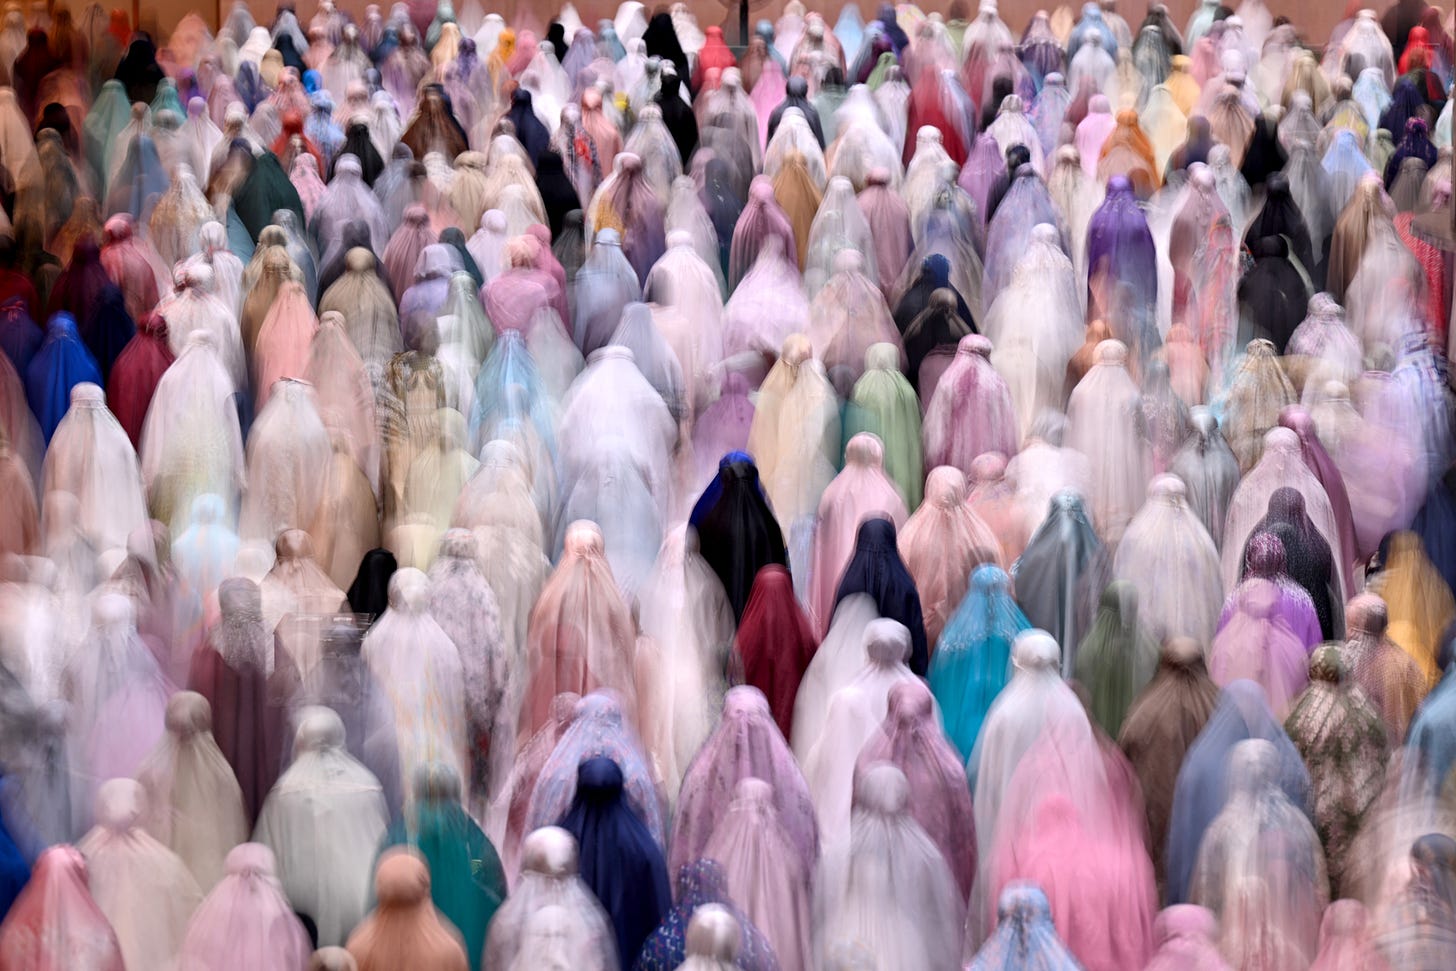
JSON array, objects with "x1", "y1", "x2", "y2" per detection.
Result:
[{"x1": 0, "y1": 0, "x2": 1451, "y2": 967}]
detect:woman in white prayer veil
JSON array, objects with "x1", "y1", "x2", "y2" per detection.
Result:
[
  {"x1": 1219, "y1": 426, "x2": 1347, "y2": 590},
  {"x1": 63, "y1": 593, "x2": 172, "y2": 813},
  {"x1": 722, "y1": 240, "x2": 812, "y2": 384},
  {"x1": 1114, "y1": 474, "x2": 1225, "y2": 648},
  {"x1": 746, "y1": 334, "x2": 841, "y2": 588},
  {"x1": 764, "y1": 109, "x2": 828, "y2": 189},
  {"x1": 158, "y1": 263, "x2": 247, "y2": 393},
  {"x1": 1047, "y1": 145, "x2": 1103, "y2": 290},
  {"x1": 816, "y1": 763, "x2": 963, "y2": 971},
  {"x1": 139, "y1": 331, "x2": 246, "y2": 533},
  {"x1": 987, "y1": 94, "x2": 1045, "y2": 173},
  {"x1": 609, "y1": 302, "x2": 687, "y2": 423},
  {"x1": 237, "y1": 378, "x2": 332, "y2": 546},
  {"x1": 1066, "y1": 339, "x2": 1153, "y2": 545},
  {"x1": 553, "y1": 434, "x2": 663, "y2": 601},
  {"x1": 665, "y1": 176, "x2": 728, "y2": 294},
  {"x1": 1190, "y1": 738, "x2": 1329, "y2": 970},
  {"x1": 984, "y1": 224, "x2": 1084, "y2": 441},
  {"x1": 789, "y1": 593, "x2": 880, "y2": 762},
  {"x1": 78, "y1": 777, "x2": 204, "y2": 971},
  {"x1": 136, "y1": 691, "x2": 250, "y2": 890},
  {"x1": 826, "y1": 116, "x2": 904, "y2": 193},
  {"x1": 362, "y1": 568, "x2": 470, "y2": 808},
  {"x1": 802, "y1": 619, "x2": 919, "y2": 840},
  {"x1": 558, "y1": 344, "x2": 677, "y2": 510},
  {"x1": 425, "y1": 529, "x2": 508, "y2": 804},
  {"x1": 254, "y1": 706, "x2": 389, "y2": 947},
  {"x1": 483, "y1": 826, "x2": 617, "y2": 971},
  {"x1": 970, "y1": 631, "x2": 1088, "y2": 911},
  {"x1": 903, "y1": 131, "x2": 957, "y2": 230},
  {"x1": 183, "y1": 221, "x2": 244, "y2": 313},
  {"x1": 452, "y1": 440, "x2": 549, "y2": 673},
  {"x1": 635, "y1": 525, "x2": 734, "y2": 798},
  {"x1": 171, "y1": 494, "x2": 240, "y2": 602},
  {"x1": 644, "y1": 230, "x2": 724, "y2": 388},
  {"x1": 676, "y1": 904, "x2": 743, "y2": 971},
  {"x1": 804, "y1": 176, "x2": 878, "y2": 297},
  {"x1": 306, "y1": 310, "x2": 380, "y2": 496},
  {"x1": 41, "y1": 383, "x2": 150, "y2": 558},
  {"x1": 1344, "y1": 228, "x2": 1429, "y2": 356}
]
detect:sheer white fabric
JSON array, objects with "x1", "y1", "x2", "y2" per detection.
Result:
[
  {"x1": 1066, "y1": 340, "x2": 1152, "y2": 544},
  {"x1": 254, "y1": 706, "x2": 389, "y2": 947},
  {"x1": 41, "y1": 384, "x2": 151, "y2": 557},
  {"x1": 1114, "y1": 475, "x2": 1225, "y2": 648}
]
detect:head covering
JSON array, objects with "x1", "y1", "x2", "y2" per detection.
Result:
[
  {"x1": 0, "y1": 846, "x2": 124, "y2": 970},
  {"x1": 966, "y1": 883, "x2": 1082, "y2": 970},
  {"x1": 831, "y1": 517, "x2": 929, "y2": 674},
  {"x1": 733, "y1": 566, "x2": 817, "y2": 739},
  {"x1": 345, "y1": 849, "x2": 469, "y2": 971},
  {"x1": 556, "y1": 756, "x2": 672, "y2": 967},
  {"x1": 176, "y1": 843, "x2": 313, "y2": 970}
]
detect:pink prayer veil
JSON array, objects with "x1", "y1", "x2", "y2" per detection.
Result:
[
  {"x1": 672, "y1": 686, "x2": 819, "y2": 881},
  {"x1": 922, "y1": 334, "x2": 1018, "y2": 478},
  {"x1": 898, "y1": 465, "x2": 1002, "y2": 648},
  {"x1": 1144, "y1": 905, "x2": 1232, "y2": 971},
  {"x1": 855, "y1": 679, "x2": 975, "y2": 899},
  {"x1": 702, "y1": 777, "x2": 815, "y2": 971},
  {"x1": 0, "y1": 846, "x2": 125, "y2": 971},
  {"x1": 808, "y1": 432, "x2": 908, "y2": 632},
  {"x1": 176, "y1": 843, "x2": 313, "y2": 970}
]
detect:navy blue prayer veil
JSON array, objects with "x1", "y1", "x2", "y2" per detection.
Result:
[
  {"x1": 832, "y1": 517, "x2": 929, "y2": 675},
  {"x1": 557, "y1": 756, "x2": 673, "y2": 969}
]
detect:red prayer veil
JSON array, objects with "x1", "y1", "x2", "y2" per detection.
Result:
[{"x1": 733, "y1": 564, "x2": 818, "y2": 738}]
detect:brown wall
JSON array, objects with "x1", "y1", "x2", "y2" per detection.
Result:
[{"x1": 131, "y1": 0, "x2": 1442, "y2": 60}]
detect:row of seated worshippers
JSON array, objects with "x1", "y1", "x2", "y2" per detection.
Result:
[{"x1": 0, "y1": 0, "x2": 1453, "y2": 967}]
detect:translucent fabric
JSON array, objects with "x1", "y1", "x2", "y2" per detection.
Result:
[
  {"x1": 519, "y1": 521, "x2": 637, "y2": 739},
  {"x1": 362, "y1": 569, "x2": 469, "y2": 805},
  {"x1": 1170, "y1": 408, "x2": 1241, "y2": 550},
  {"x1": 982, "y1": 224, "x2": 1084, "y2": 441},
  {"x1": 854, "y1": 678, "x2": 974, "y2": 900},
  {"x1": 922, "y1": 335, "x2": 1018, "y2": 478},
  {"x1": 237, "y1": 379, "x2": 332, "y2": 547},
  {"x1": 1114, "y1": 474, "x2": 1224, "y2": 647},
  {"x1": 1222, "y1": 339, "x2": 1298, "y2": 473},
  {"x1": 525, "y1": 692, "x2": 664, "y2": 853},
  {"x1": 1373, "y1": 532, "x2": 1456, "y2": 687},
  {"x1": 966, "y1": 883, "x2": 1082, "y2": 971},
  {"x1": 1142, "y1": 904, "x2": 1234, "y2": 971},
  {"x1": 746, "y1": 332, "x2": 839, "y2": 532},
  {"x1": 1011, "y1": 490, "x2": 1111, "y2": 668},
  {"x1": 0, "y1": 845, "x2": 124, "y2": 970},
  {"x1": 63, "y1": 594, "x2": 172, "y2": 815},
  {"x1": 802, "y1": 619, "x2": 919, "y2": 840},
  {"x1": 1189, "y1": 738, "x2": 1329, "y2": 971},
  {"x1": 970, "y1": 631, "x2": 1089, "y2": 899},
  {"x1": 808, "y1": 433, "x2": 907, "y2": 631},
  {"x1": 136, "y1": 691, "x2": 250, "y2": 891},
  {"x1": 720, "y1": 245, "x2": 810, "y2": 390},
  {"x1": 1221, "y1": 428, "x2": 1350, "y2": 601},
  {"x1": 1309, "y1": 898, "x2": 1389, "y2": 971},
  {"x1": 899, "y1": 466, "x2": 1001, "y2": 649},
  {"x1": 1210, "y1": 578, "x2": 1311, "y2": 717},
  {"x1": 175, "y1": 843, "x2": 314, "y2": 970},
  {"x1": 77, "y1": 778, "x2": 203, "y2": 971},
  {"x1": 808, "y1": 253, "x2": 902, "y2": 399},
  {"x1": 40, "y1": 383, "x2": 149, "y2": 557},
  {"x1": 816, "y1": 763, "x2": 962, "y2": 970},
  {"x1": 1165, "y1": 680, "x2": 1311, "y2": 904},
  {"x1": 254, "y1": 708, "x2": 390, "y2": 947},
  {"x1": 345, "y1": 849, "x2": 471, "y2": 971},
  {"x1": 482, "y1": 827, "x2": 616, "y2": 971},
  {"x1": 159, "y1": 264, "x2": 246, "y2": 392},
  {"x1": 1066, "y1": 340, "x2": 1152, "y2": 544}
]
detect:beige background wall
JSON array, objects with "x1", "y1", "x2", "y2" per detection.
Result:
[{"x1": 130, "y1": 0, "x2": 1443, "y2": 61}]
